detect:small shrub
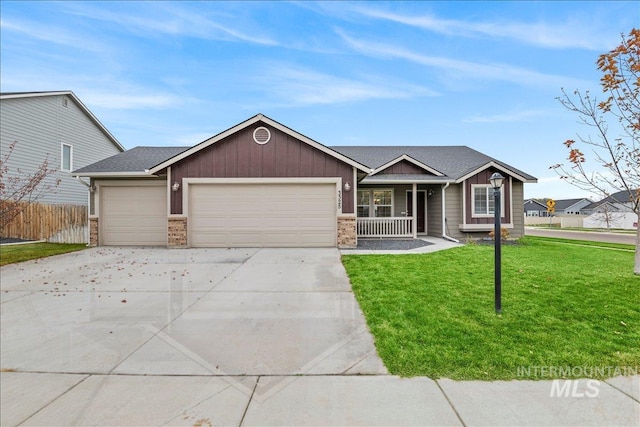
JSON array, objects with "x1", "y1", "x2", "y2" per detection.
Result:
[{"x1": 488, "y1": 227, "x2": 510, "y2": 241}]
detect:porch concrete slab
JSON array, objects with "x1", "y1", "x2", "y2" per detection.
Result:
[
  {"x1": 605, "y1": 375, "x2": 640, "y2": 401},
  {"x1": 438, "y1": 377, "x2": 640, "y2": 426},
  {"x1": 243, "y1": 375, "x2": 462, "y2": 426},
  {"x1": 116, "y1": 291, "x2": 385, "y2": 376},
  {"x1": 0, "y1": 372, "x2": 87, "y2": 427},
  {"x1": 20, "y1": 374, "x2": 255, "y2": 427},
  {"x1": 0, "y1": 290, "x2": 205, "y2": 373},
  {"x1": 213, "y1": 262, "x2": 351, "y2": 292},
  {"x1": 341, "y1": 236, "x2": 462, "y2": 255}
]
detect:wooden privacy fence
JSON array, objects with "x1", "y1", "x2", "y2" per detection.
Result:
[{"x1": 0, "y1": 201, "x2": 88, "y2": 243}]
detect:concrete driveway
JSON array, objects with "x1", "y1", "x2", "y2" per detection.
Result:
[
  {"x1": 0, "y1": 247, "x2": 396, "y2": 425},
  {"x1": 2, "y1": 247, "x2": 638, "y2": 426}
]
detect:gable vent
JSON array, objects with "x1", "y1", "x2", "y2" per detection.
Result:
[{"x1": 253, "y1": 126, "x2": 271, "y2": 144}]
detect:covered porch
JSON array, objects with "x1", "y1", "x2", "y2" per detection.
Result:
[{"x1": 355, "y1": 180, "x2": 447, "y2": 239}]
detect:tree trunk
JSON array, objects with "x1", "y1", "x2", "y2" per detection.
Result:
[{"x1": 635, "y1": 213, "x2": 640, "y2": 275}]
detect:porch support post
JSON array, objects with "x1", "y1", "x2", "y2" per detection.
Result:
[{"x1": 412, "y1": 182, "x2": 418, "y2": 239}]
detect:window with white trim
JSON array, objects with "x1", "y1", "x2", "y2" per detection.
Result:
[
  {"x1": 471, "y1": 184, "x2": 503, "y2": 217},
  {"x1": 357, "y1": 189, "x2": 393, "y2": 217},
  {"x1": 61, "y1": 143, "x2": 73, "y2": 172},
  {"x1": 357, "y1": 190, "x2": 370, "y2": 217}
]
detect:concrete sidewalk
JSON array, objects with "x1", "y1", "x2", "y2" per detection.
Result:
[
  {"x1": 2, "y1": 372, "x2": 638, "y2": 426},
  {"x1": 1, "y1": 247, "x2": 638, "y2": 426}
]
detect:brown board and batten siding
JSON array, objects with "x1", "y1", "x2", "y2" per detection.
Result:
[
  {"x1": 377, "y1": 160, "x2": 426, "y2": 174},
  {"x1": 464, "y1": 168, "x2": 511, "y2": 225},
  {"x1": 169, "y1": 122, "x2": 354, "y2": 215}
]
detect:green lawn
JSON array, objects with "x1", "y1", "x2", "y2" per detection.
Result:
[
  {"x1": 0, "y1": 242, "x2": 87, "y2": 266},
  {"x1": 342, "y1": 236, "x2": 639, "y2": 380}
]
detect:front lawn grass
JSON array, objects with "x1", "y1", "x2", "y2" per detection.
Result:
[
  {"x1": 342, "y1": 236, "x2": 639, "y2": 380},
  {"x1": 0, "y1": 242, "x2": 86, "y2": 266},
  {"x1": 524, "y1": 236, "x2": 635, "y2": 251}
]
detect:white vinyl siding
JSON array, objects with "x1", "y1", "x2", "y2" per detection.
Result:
[
  {"x1": 0, "y1": 95, "x2": 122, "y2": 205},
  {"x1": 189, "y1": 183, "x2": 336, "y2": 247}
]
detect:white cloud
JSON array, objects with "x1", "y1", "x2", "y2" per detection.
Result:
[
  {"x1": 80, "y1": 92, "x2": 179, "y2": 110},
  {"x1": 0, "y1": 18, "x2": 107, "y2": 52},
  {"x1": 256, "y1": 65, "x2": 438, "y2": 106},
  {"x1": 61, "y1": 3, "x2": 278, "y2": 46},
  {"x1": 353, "y1": 7, "x2": 616, "y2": 51},
  {"x1": 337, "y1": 30, "x2": 590, "y2": 88}
]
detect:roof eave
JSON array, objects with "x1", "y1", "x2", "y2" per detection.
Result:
[
  {"x1": 454, "y1": 161, "x2": 536, "y2": 184},
  {"x1": 370, "y1": 154, "x2": 444, "y2": 177},
  {"x1": 72, "y1": 171, "x2": 155, "y2": 178}
]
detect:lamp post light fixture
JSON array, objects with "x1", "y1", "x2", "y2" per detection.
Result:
[{"x1": 489, "y1": 172, "x2": 505, "y2": 314}]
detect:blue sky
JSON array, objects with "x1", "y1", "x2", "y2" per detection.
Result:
[{"x1": 1, "y1": 1, "x2": 637, "y2": 200}]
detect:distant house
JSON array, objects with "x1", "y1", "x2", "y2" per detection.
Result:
[
  {"x1": 74, "y1": 113, "x2": 537, "y2": 248},
  {"x1": 582, "y1": 190, "x2": 638, "y2": 230},
  {"x1": 524, "y1": 199, "x2": 549, "y2": 217},
  {"x1": 0, "y1": 91, "x2": 124, "y2": 242},
  {"x1": 552, "y1": 198, "x2": 592, "y2": 215},
  {"x1": 582, "y1": 190, "x2": 637, "y2": 215}
]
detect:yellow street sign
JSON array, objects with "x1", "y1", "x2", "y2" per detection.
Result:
[{"x1": 546, "y1": 199, "x2": 556, "y2": 209}]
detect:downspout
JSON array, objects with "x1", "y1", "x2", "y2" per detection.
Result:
[{"x1": 441, "y1": 182, "x2": 460, "y2": 243}]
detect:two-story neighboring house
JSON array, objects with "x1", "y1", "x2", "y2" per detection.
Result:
[{"x1": 1, "y1": 91, "x2": 124, "y2": 242}]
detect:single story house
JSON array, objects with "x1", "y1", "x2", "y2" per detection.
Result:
[
  {"x1": 582, "y1": 189, "x2": 637, "y2": 215},
  {"x1": 73, "y1": 114, "x2": 537, "y2": 248},
  {"x1": 552, "y1": 198, "x2": 592, "y2": 215},
  {"x1": 524, "y1": 199, "x2": 550, "y2": 217}
]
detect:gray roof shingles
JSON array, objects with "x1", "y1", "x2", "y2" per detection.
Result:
[
  {"x1": 74, "y1": 143, "x2": 536, "y2": 182},
  {"x1": 330, "y1": 145, "x2": 536, "y2": 181},
  {"x1": 73, "y1": 146, "x2": 190, "y2": 174}
]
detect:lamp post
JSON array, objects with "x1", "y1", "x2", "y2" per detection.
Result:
[{"x1": 489, "y1": 172, "x2": 504, "y2": 314}]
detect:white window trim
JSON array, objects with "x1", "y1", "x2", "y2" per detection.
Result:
[
  {"x1": 61, "y1": 143, "x2": 73, "y2": 172},
  {"x1": 357, "y1": 189, "x2": 371, "y2": 217},
  {"x1": 356, "y1": 188, "x2": 394, "y2": 218},
  {"x1": 471, "y1": 184, "x2": 505, "y2": 218}
]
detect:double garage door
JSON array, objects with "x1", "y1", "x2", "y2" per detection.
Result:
[
  {"x1": 100, "y1": 183, "x2": 337, "y2": 247},
  {"x1": 189, "y1": 183, "x2": 336, "y2": 247}
]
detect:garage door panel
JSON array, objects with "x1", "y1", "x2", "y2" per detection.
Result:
[
  {"x1": 101, "y1": 185, "x2": 167, "y2": 246},
  {"x1": 189, "y1": 183, "x2": 336, "y2": 247}
]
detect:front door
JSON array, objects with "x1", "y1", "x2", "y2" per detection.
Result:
[{"x1": 407, "y1": 191, "x2": 426, "y2": 233}]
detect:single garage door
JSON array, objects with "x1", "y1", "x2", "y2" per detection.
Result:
[
  {"x1": 101, "y1": 185, "x2": 167, "y2": 246},
  {"x1": 189, "y1": 183, "x2": 336, "y2": 247}
]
